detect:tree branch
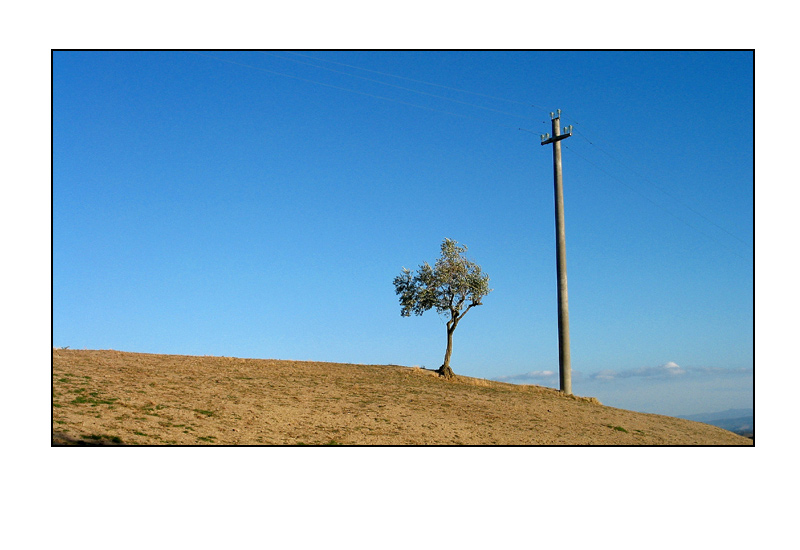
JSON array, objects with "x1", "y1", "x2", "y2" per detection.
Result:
[{"x1": 456, "y1": 301, "x2": 480, "y2": 323}]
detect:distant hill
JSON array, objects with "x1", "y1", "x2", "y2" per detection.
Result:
[
  {"x1": 52, "y1": 349, "x2": 753, "y2": 446},
  {"x1": 678, "y1": 409, "x2": 754, "y2": 438}
]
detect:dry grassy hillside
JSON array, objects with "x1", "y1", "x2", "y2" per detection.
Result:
[{"x1": 52, "y1": 349, "x2": 752, "y2": 446}]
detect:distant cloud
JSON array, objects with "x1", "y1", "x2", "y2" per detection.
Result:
[
  {"x1": 592, "y1": 369, "x2": 617, "y2": 381},
  {"x1": 589, "y1": 361, "x2": 687, "y2": 381},
  {"x1": 586, "y1": 362, "x2": 754, "y2": 382},
  {"x1": 496, "y1": 362, "x2": 751, "y2": 385},
  {"x1": 687, "y1": 365, "x2": 751, "y2": 376},
  {"x1": 495, "y1": 370, "x2": 558, "y2": 384}
]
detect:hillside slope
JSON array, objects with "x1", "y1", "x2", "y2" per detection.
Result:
[{"x1": 52, "y1": 349, "x2": 752, "y2": 446}]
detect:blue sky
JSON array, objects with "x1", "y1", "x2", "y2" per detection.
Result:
[{"x1": 52, "y1": 50, "x2": 753, "y2": 416}]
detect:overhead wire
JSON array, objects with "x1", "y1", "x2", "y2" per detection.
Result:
[
  {"x1": 285, "y1": 50, "x2": 550, "y2": 112},
  {"x1": 563, "y1": 142, "x2": 748, "y2": 260},
  {"x1": 569, "y1": 125, "x2": 752, "y2": 250},
  {"x1": 191, "y1": 52, "x2": 536, "y2": 133},
  {"x1": 535, "y1": 110, "x2": 750, "y2": 258},
  {"x1": 193, "y1": 51, "x2": 750, "y2": 260},
  {"x1": 554, "y1": 108, "x2": 751, "y2": 254},
  {"x1": 262, "y1": 52, "x2": 539, "y2": 123}
]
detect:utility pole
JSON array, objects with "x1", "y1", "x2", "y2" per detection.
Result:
[{"x1": 541, "y1": 109, "x2": 573, "y2": 395}]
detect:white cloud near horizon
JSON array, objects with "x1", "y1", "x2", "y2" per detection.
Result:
[
  {"x1": 496, "y1": 362, "x2": 752, "y2": 385},
  {"x1": 496, "y1": 370, "x2": 558, "y2": 383},
  {"x1": 494, "y1": 362, "x2": 753, "y2": 417}
]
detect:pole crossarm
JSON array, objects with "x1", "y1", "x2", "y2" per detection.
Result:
[
  {"x1": 540, "y1": 133, "x2": 571, "y2": 145},
  {"x1": 540, "y1": 120, "x2": 573, "y2": 145}
]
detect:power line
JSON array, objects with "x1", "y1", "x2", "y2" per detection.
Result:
[
  {"x1": 571, "y1": 127, "x2": 752, "y2": 250},
  {"x1": 285, "y1": 51, "x2": 547, "y2": 110},
  {"x1": 194, "y1": 51, "x2": 750, "y2": 258},
  {"x1": 191, "y1": 52, "x2": 534, "y2": 133},
  {"x1": 558, "y1": 108, "x2": 750, "y2": 252},
  {"x1": 555, "y1": 110, "x2": 751, "y2": 255},
  {"x1": 563, "y1": 143, "x2": 749, "y2": 260},
  {"x1": 262, "y1": 52, "x2": 539, "y2": 123}
]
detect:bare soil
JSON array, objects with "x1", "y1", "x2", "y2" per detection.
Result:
[{"x1": 52, "y1": 349, "x2": 752, "y2": 446}]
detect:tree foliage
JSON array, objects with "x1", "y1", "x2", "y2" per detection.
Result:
[{"x1": 393, "y1": 239, "x2": 492, "y2": 378}]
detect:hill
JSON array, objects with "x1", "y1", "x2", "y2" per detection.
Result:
[{"x1": 52, "y1": 349, "x2": 753, "y2": 446}]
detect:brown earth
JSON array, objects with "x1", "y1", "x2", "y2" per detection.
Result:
[{"x1": 51, "y1": 349, "x2": 752, "y2": 446}]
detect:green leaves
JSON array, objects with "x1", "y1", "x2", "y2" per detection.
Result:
[
  {"x1": 393, "y1": 267, "x2": 421, "y2": 317},
  {"x1": 393, "y1": 239, "x2": 492, "y2": 322}
]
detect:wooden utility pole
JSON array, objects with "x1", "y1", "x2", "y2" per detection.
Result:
[{"x1": 541, "y1": 109, "x2": 573, "y2": 395}]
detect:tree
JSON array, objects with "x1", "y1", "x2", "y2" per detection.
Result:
[{"x1": 393, "y1": 238, "x2": 492, "y2": 379}]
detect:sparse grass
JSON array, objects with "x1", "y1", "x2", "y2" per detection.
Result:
[
  {"x1": 607, "y1": 425, "x2": 629, "y2": 433},
  {"x1": 70, "y1": 394, "x2": 118, "y2": 406},
  {"x1": 141, "y1": 404, "x2": 165, "y2": 416},
  {"x1": 160, "y1": 422, "x2": 186, "y2": 428}
]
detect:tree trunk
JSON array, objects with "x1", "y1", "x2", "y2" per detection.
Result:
[
  {"x1": 437, "y1": 325, "x2": 456, "y2": 379},
  {"x1": 437, "y1": 363, "x2": 455, "y2": 379}
]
